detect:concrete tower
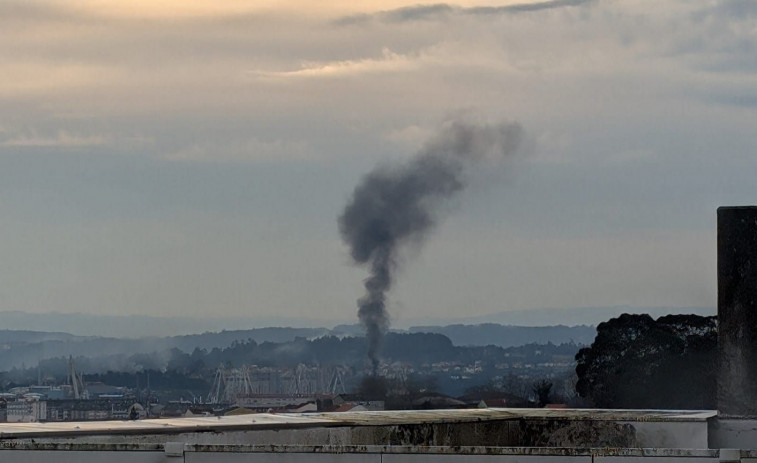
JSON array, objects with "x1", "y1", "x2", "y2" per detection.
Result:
[{"x1": 718, "y1": 206, "x2": 757, "y2": 417}]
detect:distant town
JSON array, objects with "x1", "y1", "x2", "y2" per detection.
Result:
[
  {"x1": 0, "y1": 309, "x2": 718, "y2": 423},
  {"x1": 0, "y1": 324, "x2": 586, "y2": 423}
]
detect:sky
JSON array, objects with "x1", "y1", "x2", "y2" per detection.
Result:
[{"x1": 0, "y1": 0, "x2": 755, "y2": 326}]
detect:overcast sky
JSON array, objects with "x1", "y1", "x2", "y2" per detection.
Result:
[{"x1": 0, "y1": 0, "x2": 754, "y2": 326}]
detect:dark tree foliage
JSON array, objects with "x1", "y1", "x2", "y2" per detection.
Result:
[
  {"x1": 532, "y1": 379, "x2": 552, "y2": 407},
  {"x1": 358, "y1": 375, "x2": 388, "y2": 400},
  {"x1": 575, "y1": 313, "x2": 717, "y2": 409}
]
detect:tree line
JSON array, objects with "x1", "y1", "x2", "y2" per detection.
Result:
[{"x1": 575, "y1": 313, "x2": 717, "y2": 409}]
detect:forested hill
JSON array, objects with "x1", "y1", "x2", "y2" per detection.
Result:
[
  {"x1": 0, "y1": 324, "x2": 591, "y2": 371},
  {"x1": 18, "y1": 332, "x2": 581, "y2": 379},
  {"x1": 409, "y1": 324, "x2": 596, "y2": 347}
]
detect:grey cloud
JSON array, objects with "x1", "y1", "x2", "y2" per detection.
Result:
[
  {"x1": 335, "y1": 0, "x2": 593, "y2": 25},
  {"x1": 671, "y1": 1, "x2": 757, "y2": 75},
  {"x1": 336, "y1": 4, "x2": 455, "y2": 25},
  {"x1": 704, "y1": 0, "x2": 757, "y2": 19},
  {"x1": 0, "y1": 1, "x2": 267, "y2": 26},
  {"x1": 468, "y1": 0, "x2": 594, "y2": 15},
  {"x1": 0, "y1": 1, "x2": 85, "y2": 24},
  {"x1": 707, "y1": 93, "x2": 757, "y2": 109},
  {"x1": 383, "y1": 4, "x2": 456, "y2": 22},
  {"x1": 696, "y1": 52, "x2": 757, "y2": 74},
  {"x1": 3, "y1": 0, "x2": 756, "y2": 323}
]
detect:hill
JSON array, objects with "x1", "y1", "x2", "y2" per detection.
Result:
[{"x1": 408, "y1": 324, "x2": 596, "y2": 347}]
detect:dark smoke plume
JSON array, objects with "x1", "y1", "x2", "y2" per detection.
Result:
[{"x1": 339, "y1": 121, "x2": 522, "y2": 371}]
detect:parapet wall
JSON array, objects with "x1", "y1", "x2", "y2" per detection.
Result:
[
  {"x1": 0, "y1": 409, "x2": 713, "y2": 449},
  {"x1": 0, "y1": 442, "x2": 742, "y2": 463}
]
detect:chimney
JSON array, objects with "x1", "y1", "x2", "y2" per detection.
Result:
[{"x1": 718, "y1": 206, "x2": 757, "y2": 417}]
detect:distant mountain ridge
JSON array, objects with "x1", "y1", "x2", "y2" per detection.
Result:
[
  {"x1": 454, "y1": 305, "x2": 715, "y2": 326},
  {"x1": 0, "y1": 323, "x2": 589, "y2": 372},
  {"x1": 0, "y1": 311, "x2": 344, "y2": 338},
  {"x1": 0, "y1": 306, "x2": 714, "y2": 338},
  {"x1": 0, "y1": 313, "x2": 694, "y2": 371},
  {"x1": 408, "y1": 324, "x2": 597, "y2": 347},
  {"x1": 0, "y1": 327, "x2": 333, "y2": 371}
]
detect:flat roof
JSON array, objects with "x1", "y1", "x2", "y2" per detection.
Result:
[{"x1": 0, "y1": 408, "x2": 716, "y2": 439}]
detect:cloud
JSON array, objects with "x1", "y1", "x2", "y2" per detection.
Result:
[
  {"x1": 706, "y1": 0, "x2": 757, "y2": 19},
  {"x1": 0, "y1": 63, "x2": 121, "y2": 99},
  {"x1": 10, "y1": 0, "x2": 262, "y2": 20},
  {"x1": 0, "y1": 130, "x2": 109, "y2": 148},
  {"x1": 0, "y1": 0, "x2": 756, "y2": 322},
  {"x1": 336, "y1": 0, "x2": 594, "y2": 25},
  {"x1": 163, "y1": 138, "x2": 315, "y2": 163},
  {"x1": 384, "y1": 125, "x2": 435, "y2": 151},
  {"x1": 252, "y1": 48, "x2": 419, "y2": 79},
  {"x1": 251, "y1": 42, "x2": 525, "y2": 83},
  {"x1": 0, "y1": 1, "x2": 85, "y2": 24},
  {"x1": 336, "y1": 4, "x2": 455, "y2": 25},
  {"x1": 706, "y1": 93, "x2": 757, "y2": 109},
  {"x1": 468, "y1": 0, "x2": 593, "y2": 15},
  {"x1": 656, "y1": 1, "x2": 757, "y2": 75}
]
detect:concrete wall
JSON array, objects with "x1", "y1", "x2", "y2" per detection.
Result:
[
  {"x1": 710, "y1": 418, "x2": 757, "y2": 450},
  {"x1": 185, "y1": 454, "x2": 378, "y2": 463},
  {"x1": 625, "y1": 420, "x2": 709, "y2": 449},
  {"x1": 0, "y1": 446, "x2": 733, "y2": 463},
  {"x1": 0, "y1": 451, "x2": 165, "y2": 463},
  {"x1": 25, "y1": 418, "x2": 711, "y2": 450}
]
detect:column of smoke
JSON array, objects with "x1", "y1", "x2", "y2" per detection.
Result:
[{"x1": 339, "y1": 120, "x2": 522, "y2": 375}]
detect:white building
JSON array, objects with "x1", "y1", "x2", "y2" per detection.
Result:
[{"x1": 6, "y1": 399, "x2": 46, "y2": 423}]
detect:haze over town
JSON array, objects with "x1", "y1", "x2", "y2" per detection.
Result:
[{"x1": 1, "y1": 0, "x2": 755, "y2": 327}]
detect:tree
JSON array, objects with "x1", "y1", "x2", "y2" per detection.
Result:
[
  {"x1": 502, "y1": 373, "x2": 529, "y2": 399},
  {"x1": 575, "y1": 313, "x2": 716, "y2": 409},
  {"x1": 358, "y1": 375, "x2": 387, "y2": 400},
  {"x1": 532, "y1": 380, "x2": 552, "y2": 407}
]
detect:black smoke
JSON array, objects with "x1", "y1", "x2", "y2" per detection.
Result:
[{"x1": 339, "y1": 121, "x2": 522, "y2": 371}]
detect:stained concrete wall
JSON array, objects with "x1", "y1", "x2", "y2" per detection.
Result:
[
  {"x1": 0, "y1": 447, "x2": 731, "y2": 463},
  {"x1": 184, "y1": 454, "x2": 379, "y2": 463},
  {"x1": 185, "y1": 455, "x2": 584, "y2": 463},
  {"x1": 0, "y1": 451, "x2": 165, "y2": 463},
  {"x1": 625, "y1": 420, "x2": 709, "y2": 449},
  {"x1": 709, "y1": 418, "x2": 757, "y2": 450},
  {"x1": 25, "y1": 418, "x2": 709, "y2": 449}
]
